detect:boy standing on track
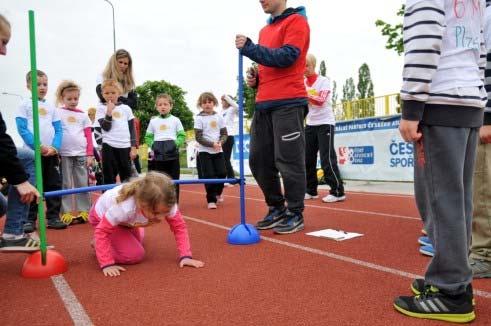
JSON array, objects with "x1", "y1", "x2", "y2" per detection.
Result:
[
  {"x1": 395, "y1": 0, "x2": 486, "y2": 323},
  {"x1": 235, "y1": 0, "x2": 310, "y2": 234}
]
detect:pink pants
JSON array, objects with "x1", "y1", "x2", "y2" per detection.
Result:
[{"x1": 89, "y1": 204, "x2": 146, "y2": 265}]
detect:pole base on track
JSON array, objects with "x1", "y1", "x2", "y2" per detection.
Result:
[
  {"x1": 227, "y1": 223, "x2": 261, "y2": 245},
  {"x1": 21, "y1": 249, "x2": 68, "y2": 279}
]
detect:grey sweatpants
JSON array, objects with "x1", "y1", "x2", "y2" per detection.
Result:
[
  {"x1": 61, "y1": 156, "x2": 91, "y2": 214},
  {"x1": 470, "y1": 142, "x2": 491, "y2": 261},
  {"x1": 249, "y1": 106, "x2": 306, "y2": 213},
  {"x1": 414, "y1": 125, "x2": 478, "y2": 295}
]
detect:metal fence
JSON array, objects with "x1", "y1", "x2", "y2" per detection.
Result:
[{"x1": 333, "y1": 93, "x2": 400, "y2": 121}]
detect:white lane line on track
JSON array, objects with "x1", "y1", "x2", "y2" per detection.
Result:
[
  {"x1": 181, "y1": 190, "x2": 420, "y2": 221},
  {"x1": 183, "y1": 215, "x2": 491, "y2": 299},
  {"x1": 51, "y1": 275, "x2": 94, "y2": 326},
  {"x1": 244, "y1": 183, "x2": 415, "y2": 198}
]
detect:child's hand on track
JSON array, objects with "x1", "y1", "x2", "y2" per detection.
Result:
[
  {"x1": 179, "y1": 258, "x2": 204, "y2": 269},
  {"x1": 103, "y1": 265, "x2": 126, "y2": 277}
]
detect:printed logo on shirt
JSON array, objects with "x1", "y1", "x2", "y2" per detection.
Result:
[
  {"x1": 210, "y1": 121, "x2": 218, "y2": 129},
  {"x1": 308, "y1": 88, "x2": 318, "y2": 96},
  {"x1": 159, "y1": 124, "x2": 168, "y2": 131},
  {"x1": 112, "y1": 111, "x2": 122, "y2": 119},
  {"x1": 66, "y1": 116, "x2": 77, "y2": 124},
  {"x1": 39, "y1": 107, "x2": 47, "y2": 117}
]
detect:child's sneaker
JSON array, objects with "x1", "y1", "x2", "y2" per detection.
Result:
[
  {"x1": 418, "y1": 236, "x2": 431, "y2": 246},
  {"x1": 216, "y1": 195, "x2": 224, "y2": 203},
  {"x1": 419, "y1": 244, "x2": 434, "y2": 257},
  {"x1": 469, "y1": 257, "x2": 491, "y2": 279},
  {"x1": 256, "y1": 206, "x2": 287, "y2": 230},
  {"x1": 61, "y1": 212, "x2": 75, "y2": 225},
  {"x1": 322, "y1": 194, "x2": 346, "y2": 203},
  {"x1": 304, "y1": 193, "x2": 318, "y2": 200},
  {"x1": 273, "y1": 211, "x2": 304, "y2": 234},
  {"x1": 207, "y1": 202, "x2": 217, "y2": 209},
  {"x1": 47, "y1": 219, "x2": 68, "y2": 230},
  {"x1": 0, "y1": 233, "x2": 41, "y2": 252},
  {"x1": 394, "y1": 286, "x2": 475, "y2": 323}
]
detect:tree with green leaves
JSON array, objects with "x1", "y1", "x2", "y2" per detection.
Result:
[
  {"x1": 357, "y1": 63, "x2": 375, "y2": 116},
  {"x1": 357, "y1": 63, "x2": 374, "y2": 99},
  {"x1": 331, "y1": 80, "x2": 338, "y2": 106},
  {"x1": 342, "y1": 78, "x2": 356, "y2": 102},
  {"x1": 319, "y1": 60, "x2": 327, "y2": 77},
  {"x1": 375, "y1": 4, "x2": 405, "y2": 55},
  {"x1": 243, "y1": 80, "x2": 256, "y2": 119},
  {"x1": 243, "y1": 63, "x2": 258, "y2": 118},
  {"x1": 134, "y1": 80, "x2": 194, "y2": 143}
]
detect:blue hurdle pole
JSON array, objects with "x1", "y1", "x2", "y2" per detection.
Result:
[
  {"x1": 43, "y1": 179, "x2": 239, "y2": 198},
  {"x1": 226, "y1": 53, "x2": 260, "y2": 245}
]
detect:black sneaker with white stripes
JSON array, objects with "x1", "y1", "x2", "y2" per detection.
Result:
[
  {"x1": 0, "y1": 234, "x2": 41, "y2": 252},
  {"x1": 410, "y1": 278, "x2": 475, "y2": 306},
  {"x1": 394, "y1": 286, "x2": 475, "y2": 323}
]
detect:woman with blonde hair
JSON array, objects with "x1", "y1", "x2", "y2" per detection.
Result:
[{"x1": 96, "y1": 49, "x2": 137, "y2": 109}]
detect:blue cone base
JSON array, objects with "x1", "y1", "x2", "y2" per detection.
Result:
[{"x1": 227, "y1": 223, "x2": 261, "y2": 245}]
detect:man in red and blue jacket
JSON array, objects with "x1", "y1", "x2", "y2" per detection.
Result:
[{"x1": 236, "y1": 0, "x2": 309, "y2": 234}]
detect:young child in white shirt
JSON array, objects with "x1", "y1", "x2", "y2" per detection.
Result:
[
  {"x1": 194, "y1": 92, "x2": 227, "y2": 209},
  {"x1": 94, "y1": 79, "x2": 137, "y2": 184},
  {"x1": 16, "y1": 70, "x2": 66, "y2": 231},
  {"x1": 145, "y1": 94, "x2": 185, "y2": 201},
  {"x1": 55, "y1": 80, "x2": 94, "y2": 225}
]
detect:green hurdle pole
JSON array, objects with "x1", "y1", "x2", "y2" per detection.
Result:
[{"x1": 28, "y1": 10, "x2": 48, "y2": 264}]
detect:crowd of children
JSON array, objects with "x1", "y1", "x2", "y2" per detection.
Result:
[{"x1": 2, "y1": 1, "x2": 491, "y2": 323}]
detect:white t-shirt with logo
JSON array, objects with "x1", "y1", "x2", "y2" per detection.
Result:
[
  {"x1": 94, "y1": 103, "x2": 134, "y2": 148},
  {"x1": 16, "y1": 98, "x2": 60, "y2": 148},
  {"x1": 59, "y1": 108, "x2": 92, "y2": 156},
  {"x1": 146, "y1": 115, "x2": 184, "y2": 141},
  {"x1": 305, "y1": 76, "x2": 335, "y2": 126},
  {"x1": 194, "y1": 112, "x2": 225, "y2": 154},
  {"x1": 428, "y1": 0, "x2": 485, "y2": 92}
]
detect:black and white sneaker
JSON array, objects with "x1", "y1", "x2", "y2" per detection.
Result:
[
  {"x1": 411, "y1": 279, "x2": 475, "y2": 306},
  {"x1": 256, "y1": 207, "x2": 287, "y2": 230},
  {"x1": 0, "y1": 234, "x2": 41, "y2": 252},
  {"x1": 273, "y1": 211, "x2": 304, "y2": 234},
  {"x1": 394, "y1": 286, "x2": 475, "y2": 323}
]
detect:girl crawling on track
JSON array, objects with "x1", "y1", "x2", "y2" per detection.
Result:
[{"x1": 89, "y1": 171, "x2": 204, "y2": 276}]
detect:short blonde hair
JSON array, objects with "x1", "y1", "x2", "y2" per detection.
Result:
[
  {"x1": 116, "y1": 172, "x2": 177, "y2": 209},
  {"x1": 306, "y1": 53, "x2": 316, "y2": 69},
  {"x1": 156, "y1": 93, "x2": 174, "y2": 106},
  {"x1": 55, "y1": 80, "x2": 81, "y2": 107},
  {"x1": 26, "y1": 70, "x2": 47, "y2": 84},
  {"x1": 101, "y1": 79, "x2": 123, "y2": 94},
  {"x1": 197, "y1": 92, "x2": 218, "y2": 108}
]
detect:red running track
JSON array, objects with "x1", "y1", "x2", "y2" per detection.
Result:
[{"x1": 0, "y1": 184, "x2": 490, "y2": 325}]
